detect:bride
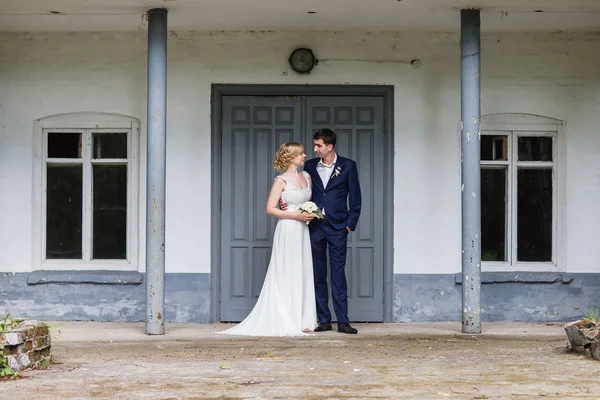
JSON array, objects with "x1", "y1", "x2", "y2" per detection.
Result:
[{"x1": 219, "y1": 142, "x2": 318, "y2": 336}]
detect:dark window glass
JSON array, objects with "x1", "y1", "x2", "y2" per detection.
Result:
[
  {"x1": 46, "y1": 166, "x2": 83, "y2": 259},
  {"x1": 481, "y1": 168, "x2": 507, "y2": 261},
  {"x1": 48, "y1": 132, "x2": 81, "y2": 158},
  {"x1": 93, "y1": 133, "x2": 127, "y2": 159},
  {"x1": 92, "y1": 165, "x2": 127, "y2": 259},
  {"x1": 481, "y1": 135, "x2": 508, "y2": 161},
  {"x1": 517, "y1": 169, "x2": 552, "y2": 262},
  {"x1": 518, "y1": 137, "x2": 552, "y2": 162}
]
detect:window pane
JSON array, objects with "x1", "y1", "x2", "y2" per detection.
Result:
[
  {"x1": 48, "y1": 132, "x2": 81, "y2": 158},
  {"x1": 481, "y1": 168, "x2": 507, "y2": 261},
  {"x1": 518, "y1": 137, "x2": 552, "y2": 161},
  {"x1": 517, "y1": 169, "x2": 552, "y2": 262},
  {"x1": 93, "y1": 165, "x2": 127, "y2": 259},
  {"x1": 46, "y1": 166, "x2": 83, "y2": 259},
  {"x1": 93, "y1": 133, "x2": 127, "y2": 159},
  {"x1": 481, "y1": 135, "x2": 507, "y2": 161}
]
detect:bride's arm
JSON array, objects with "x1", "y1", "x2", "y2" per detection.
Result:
[{"x1": 266, "y1": 178, "x2": 312, "y2": 222}]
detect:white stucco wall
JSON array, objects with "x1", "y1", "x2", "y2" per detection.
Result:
[{"x1": 0, "y1": 31, "x2": 599, "y2": 274}]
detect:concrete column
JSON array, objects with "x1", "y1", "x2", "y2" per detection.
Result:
[
  {"x1": 460, "y1": 8, "x2": 482, "y2": 334},
  {"x1": 145, "y1": 8, "x2": 168, "y2": 335}
]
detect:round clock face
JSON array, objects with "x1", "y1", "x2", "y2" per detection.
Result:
[{"x1": 289, "y1": 48, "x2": 316, "y2": 73}]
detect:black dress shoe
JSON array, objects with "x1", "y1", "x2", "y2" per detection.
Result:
[
  {"x1": 314, "y1": 322, "x2": 332, "y2": 332},
  {"x1": 337, "y1": 323, "x2": 358, "y2": 334}
]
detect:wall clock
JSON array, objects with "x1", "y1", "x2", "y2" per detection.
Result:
[{"x1": 289, "y1": 48, "x2": 317, "y2": 74}]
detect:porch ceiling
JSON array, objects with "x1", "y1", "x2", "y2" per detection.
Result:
[{"x1": 1, "y1": 0, "x2": 600, "y2": 32}]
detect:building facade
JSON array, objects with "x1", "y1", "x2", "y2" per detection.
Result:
[{"x1": 1, "y1": 1, "x2": 599, "y2": 325}]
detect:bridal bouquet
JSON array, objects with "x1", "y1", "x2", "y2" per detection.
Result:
[{"x1": 297, "y1": 201, "x2": 324, "y2": 225}]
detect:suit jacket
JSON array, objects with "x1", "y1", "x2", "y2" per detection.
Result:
[{"x1": 304, "y1": 155, "x2": 362, "y2": 231}]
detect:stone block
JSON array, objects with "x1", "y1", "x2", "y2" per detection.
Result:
[
  {"x1": 591, "y1": 339, "x2": 600, "y2": 361},
  {"x1": 2, "y1": 332, "x2": 24, "y2": 346},
  {"x1": 6, "y1": 355, "x2": 20, "y2": 371},
  {"x1": 3, "y1": 342, "x2": 29, "y2": 356},
  {"x1": 565, "y1": 320, "x2": 599, "y2": 353},
  {"x1": 19, "y1": 327, "x2": 36, "y2": 341},
  {"x1": 1, "y1": 321, "x2": 52, "y2": 373},
  {"x1": 34, "y1": 335, "x2": 50, "y2": 351},
  {"x1": 29, "y1": 347, "x2": 51, "y2": 363},
  {"x1": 18, "y1": 353, "x2": 31, "y2": 369},
  {"x1": 34, "y1": 325, "x2": 49, "y2": 338}
]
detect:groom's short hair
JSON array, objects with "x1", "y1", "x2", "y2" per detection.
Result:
[{"x1": 314, "y1": 128, "x2": 337, "y2": 148}]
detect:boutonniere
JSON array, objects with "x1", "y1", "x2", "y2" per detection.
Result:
[{"x1": 331, "y1": 166, "x2": 342, "y2": 179}]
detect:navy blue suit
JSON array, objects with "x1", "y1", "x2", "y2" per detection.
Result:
[{"x1": 304, "y1": 155, "x2": 362, "y2": 324}]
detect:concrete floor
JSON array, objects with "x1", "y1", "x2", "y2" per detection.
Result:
[{"x1": 3, "y1": 321, "x2": 600, "y2": 399}]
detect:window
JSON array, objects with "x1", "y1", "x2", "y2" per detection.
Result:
[
  {"x1": 480, "y1": 127, "x2": 558, "y2": 271},
  {"x1": 33, "y1": 114, "x2": 139, "y2": 271}
]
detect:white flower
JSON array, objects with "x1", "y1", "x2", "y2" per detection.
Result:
[
  {"x1": 299, "y1": 201, "x2": 319, "y2": 212},
  {"x1": 331, "y1": 166, "x2": 342, "y2": 179},
  {"x1": 297, "y1": 201, "x2": 324, "y2": 225}
]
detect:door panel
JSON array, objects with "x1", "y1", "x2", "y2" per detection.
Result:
[
  {"x1": 304, "y1": 97, "x2": 385, "y2": 322},
  {"x1": 220, "y1": 96, "x2": 302, "y2": 321},
  {"x1": 220, "y1": 95, "x2": 384, "y2": 322}
]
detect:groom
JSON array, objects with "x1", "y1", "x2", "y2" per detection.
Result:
[{"x1": 304, "y1": 128, "x2": 362, "y2": 334}]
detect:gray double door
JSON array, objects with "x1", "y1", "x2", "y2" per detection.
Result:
[{"x1": 220, "y1": 95, "x2": 385, "y2": 322}]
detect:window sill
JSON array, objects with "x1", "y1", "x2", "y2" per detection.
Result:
[
  {"x1": 480, "y1": 261, "x2": 559, "y2": 272},
  {"x1": 39, "y1": 261, "x2": 137, "y2": 271},
  {"x1": 27, "y1": 270, "x2": 143, "y2": 285},
  {"x1": 454, "y1": 272, "x2": 573, "y2": 284}
]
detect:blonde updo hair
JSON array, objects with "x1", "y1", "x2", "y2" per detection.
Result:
[{"x1": 273, "y1": 142, "x2": 304, "y2": 171}]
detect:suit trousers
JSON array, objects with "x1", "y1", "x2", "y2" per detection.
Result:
[{"x1": 310, "y1": 218, "x2": 350, "y2": 325}]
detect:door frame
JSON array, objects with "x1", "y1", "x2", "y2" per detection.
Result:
[{"x1": 210, "y1": 84, "x2": 394, "y2": 322}]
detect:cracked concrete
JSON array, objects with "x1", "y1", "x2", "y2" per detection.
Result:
[{"x1": 3, "y1": 321, "x2": 600, "y2": 399}]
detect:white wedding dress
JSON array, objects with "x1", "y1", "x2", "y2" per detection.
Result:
[{"x1": 218, "y1": 171, "x2": 318, "y2": 336}]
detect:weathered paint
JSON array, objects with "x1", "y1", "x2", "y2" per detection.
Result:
[
  {"x1": 393, "y1": 273, "x2": 600, "y2": 323},
  {"x1": 0, "y1": 273, "x2": 600, "y2": 324},
  {"x1": 0, "y1": 272, "x2": 597, "y2": 323},
  {"x1": 145, "y1": 8, "x2": 168, "y2": 335},
  {"x1": 0, "y1": 273, "x2": 210, "y2": 323},
  {"x1": 460, "y1": 9, "x2": 482, "y2": 334}
]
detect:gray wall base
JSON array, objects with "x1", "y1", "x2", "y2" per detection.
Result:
[
  {"x1": 393, "y1": 273, "x2": 600, "y2": 322},
  {"x1": 0, "y1": 273, "x2": 209, "y2": 323},
  {"x1": 1, "y1": 272, "x2": 598, "y2": 323}
]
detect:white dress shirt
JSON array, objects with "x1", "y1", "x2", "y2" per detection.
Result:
[
  {"x1": 316, "y1": 153, "x2": 338, "y2": 188},
  {"x1": 316, "y1": 153, "x2": 337, "y2": 216}
]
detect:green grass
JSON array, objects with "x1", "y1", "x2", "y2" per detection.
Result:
[{"x1": 583, "y1": 307, "x2": 600, "y2": 323}]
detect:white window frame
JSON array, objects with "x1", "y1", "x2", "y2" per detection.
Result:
[
  {"x1": 480, "y1": 114, "x2": 565, "y2": 272},
  {"x1": 32, "y1": 113, "x2": 140, "y2": 271}
]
